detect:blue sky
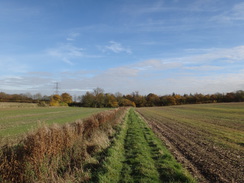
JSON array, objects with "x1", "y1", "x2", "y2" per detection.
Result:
[{"x1": 0, "y1": 0, "x2": 244, "y2": 96}]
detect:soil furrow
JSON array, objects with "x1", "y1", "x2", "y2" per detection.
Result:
[{"x1": 137, "y1": 108, "x2": 244, "y2": 183}]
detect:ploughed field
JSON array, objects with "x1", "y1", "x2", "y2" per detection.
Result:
[{"x1": 136, "y1": 103, "x2": 244, "y2": 183}]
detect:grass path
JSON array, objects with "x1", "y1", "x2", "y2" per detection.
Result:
[{"x1": 95, "y1": 109, "x2": 195, "y2": 183}]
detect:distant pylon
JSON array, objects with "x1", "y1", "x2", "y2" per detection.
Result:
[{"x1": 55, "y1": 82, "x2": 59, "y2": 95}]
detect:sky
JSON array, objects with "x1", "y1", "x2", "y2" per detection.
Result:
[{"x1": 0, "y1": 0, "x2": 244, "y2": 96}]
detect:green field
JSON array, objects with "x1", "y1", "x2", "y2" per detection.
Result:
[{"x1": 0, "y1": 103, "x2": 109, "y2": 144}]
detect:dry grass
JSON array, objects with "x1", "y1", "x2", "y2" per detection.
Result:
[
  {"x1": 0, "y1": 102, "x2": 38, "y2": 108},
  {"x1": 0, "y1": 107, "x2": 128, "y2": 182}
]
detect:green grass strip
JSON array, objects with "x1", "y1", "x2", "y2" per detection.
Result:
[
  {"x1": 95, "y1": 109, "x2": 196, "y2": 183},
  {"x1": 135, "y1": 112, "x2": 196, "y2": 183},
  {"x1": 94, "y1": 110, "x2": 129, "y2": 183},
  {"x1": 121, "y1": 109, "x2": 160, "y2": 183}
]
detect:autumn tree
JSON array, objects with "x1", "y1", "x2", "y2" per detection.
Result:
[
  {"x1": 81, "y1": 88, "x2": 105, "y2": 108},
  {"x1": 166, "y1": 95, "x2": 176, "y2": 105},
  {"x1": 194, "y1": 93, "x2": 205, "y2": 104},
  {"x1": 81, "y1": 92, "x2": 95, "y2": 107},
  {"x1": 235, "y1": 90, "x2": 244, "y2": 102},
  {"x1": 224, "y1": 92, "x2": 235, "y2": 102},
  {"x1": 114, "y1": 92, "x2": 123, "y2": 106},
  {"x1": 120, "y1": 98, "x2": 136, "y2": 107},
  {"x1": 93, "y1": 87, "x2": 105, "y2": 108},
  {"x1": 146, "y1": 93, "x2": 160, "y2": 106},
  {"x1": 131, "y1": 91, "x2": 146, "y2": 107},
  {"x1": 49, "y1": 93, "x2": 72, "y2": 106},
  {"x1": 215, "y1": 93, "x2": 224, "y2": 103},
  {"x1": 50, "y1": 94, "x2": 61, "y2": 106},
  {"x1": 61, "y1": 93, "x2": 73, "y2": 104},
  {"x1": 104, "y1": 93, "x2": 119, "y2": 108}
]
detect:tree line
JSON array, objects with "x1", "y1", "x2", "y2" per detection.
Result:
[
  {"x1": 0, "y1": 89, "x2": 244, "y2": 107},
  {"x1": 0, "y1": 92, "x2": 72, "y2": 107},
  {"x1": 78, "y1": 88, "x2": 244, "y2": 107}
]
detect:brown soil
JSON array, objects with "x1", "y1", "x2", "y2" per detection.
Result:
[{"x1": 137, "y1": 111, "x2": 244, "y2": 183}]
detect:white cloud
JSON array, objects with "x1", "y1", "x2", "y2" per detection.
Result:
[
  {"x1": 227, "y1": 2, "x2": 244, "y2": 21},
  {"x1": 66, "y1": 32, "x2": 80, "y2": 41},
  {"x1": 135, "y1": 60, "x2": 182, "y2": 70},
  {"x1": 1, "y1": 45, "x2": 244, "y2": 96},
  {"x1": 189, "y1": 0, "x2": 220, "y2": 12},
  {"x1": 106, "y1": 67, "x2": 139, "y2": 77},
  {"x1": 47, "y1": 43, "x2": 84, "y2": 65},
  {"x1": 0, "y1": 58, "x2": 29, "y2": 74},
  {"x1": 164, "y1": 71, "x2": 244, "y2": 95},
  {"x1": 183, "y1": 65, "x2": 223, "y2": 71},
  {"x1": 102, "y1": 41, "x2": 132, "y2": 54},
  {"x1": 212, "y1": 2, "x2": 244, "y2": 22},
  {"x1": 122, "y1": 1, "x2": 164, "y2": 15},
  {"x1": 62, "y1": 58, "x2": 74, "y2": 65},
  {"x1": 133, "y1": 1, "x2": 165, "y2": 14},
  {"x1": 48, "y1": 44, "x2": 83, "y2": 57},
  {"x1": 0, "y1": 74, "x2": 54, "y2": 93},
  {"x1": 172, "y1": 46, "x2": 244, "y2": 64},
  {"x1": 232, "y1": 3, "x2": 244, "y2": 18},
  {"x1": 0, "y1": 2, "x2": 40, "y2": 20}
]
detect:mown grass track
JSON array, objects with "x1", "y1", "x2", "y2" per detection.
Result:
[
  {"x1": 136, "y1": 103, "x2": 244, "y2": 183},
  {"x1": 95, "y1": 109, "x2": 195, "y2": 183}
]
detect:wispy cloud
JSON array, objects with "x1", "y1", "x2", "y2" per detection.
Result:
[
  {"x1": 122, "y1": 0, "x2": 187, "y2": 16},
  {"x1": 172, "y1": 46, "x2": 244, "y2": 64},
  {"x1": 100, "y1": 41, "x2": 132, "y2": 54},
  {"x1": 134, "y1": 60, "x2": 182, "y2": 71},
  {"x1": 183, "y1": 65, "x2": 223, "y2": 71},
  {"x1": 0, "y1": 2, "x2": 40, "y2": 20},
  {"x1": 0, "y1": 74, "x2": 53, "y2": 93},
  {"x1": 0, "y1": 58, "x2": 29, "y2": 74},
  {"x1": 1, "y1": 45, "x2": 244, "y2": 95},
  {"x1": 232, "y1": 2, "x2": 244, "y2": 20},
  {"x1": 66, "y1": 32, "x2": 80, "y2": 41},
  {"x1": 47, "y1": 43, "x2": 84, "y2": 65},
  {"x1": 131, "y1": 1, "x2": 165, "y2": 15},
  {"x1": 188, "y1": 0, "x2": 221, "y2": 12},
  {"x1": 106, "y1": 67, "x2": 139, "y2": 77},
  {"x1": 212, "y1": 2, "x2": 244, "y2": 22},
  {"x1": 48, "y1": 44, "x2": 84, "y2": 57}
]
